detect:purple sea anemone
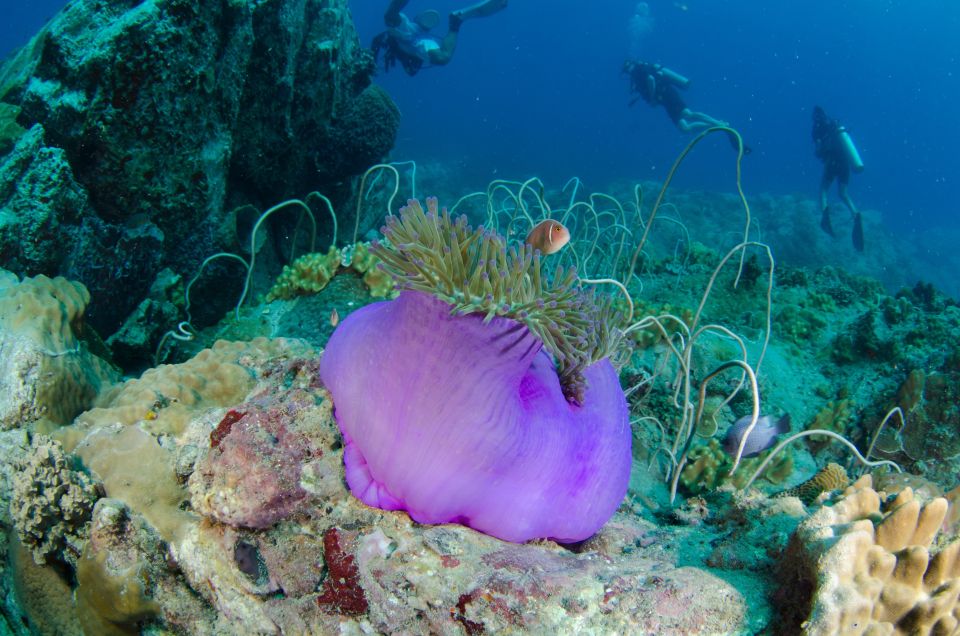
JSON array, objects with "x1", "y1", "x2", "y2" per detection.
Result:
[{"x1": 320, "y1": 198, "x2": 632, "y2": 543}]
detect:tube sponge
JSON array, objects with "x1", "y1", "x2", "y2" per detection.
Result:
[{"x1": 320, "y1": 199, "x2": 631, "y2": 543}]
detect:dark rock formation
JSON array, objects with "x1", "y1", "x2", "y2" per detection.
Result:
[
  {"x1": 0, "y1": 0, "x2": 398, "y2": 358},
  {"x1": 0, "y1": 125, "x2": 89, "y2": 274}
]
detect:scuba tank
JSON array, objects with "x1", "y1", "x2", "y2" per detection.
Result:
[
  {"x1": 837, "y1": 126, "x2": 865, "y2": 173},
  {"x1": 656, "y1": 65, "x2": 690, "y2": 88}
]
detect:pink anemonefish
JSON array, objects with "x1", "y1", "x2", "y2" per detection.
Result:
[{"x1": 524, "y1": 220, "x2": 571, "y2": 255}]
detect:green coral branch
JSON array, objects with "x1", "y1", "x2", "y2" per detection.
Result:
[{"x1": 372, "y1": 197, "x2": 627, "y2": 403}]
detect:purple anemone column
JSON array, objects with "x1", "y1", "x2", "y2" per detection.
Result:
[{"x1": 320, "y1": 289, "x2": 632, "y2": 543}]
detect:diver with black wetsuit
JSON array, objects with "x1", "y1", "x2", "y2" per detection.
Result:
[
  {"x1": 812, "y1": 105, "x2": 865, "y2": 252},
  {"x1": 624, "y1": 60, "x2": 728, "y2": 134},
  {"x1": 371, "y1": 0, "x2": 507, "y2": 76}
]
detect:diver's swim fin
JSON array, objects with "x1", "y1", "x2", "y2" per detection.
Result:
[
  {"x1": 724, "y1": 130, "x2": 752, "y2": 155},
  {"x1": 852, "y1": 212, "x2": 864, "y2": 252},
  {"x1": 451, "y1": 0, "x2": 508, "y2": 22},
  {"x1": 820, "y1": 208, "x2": 835, "y2": 237}
]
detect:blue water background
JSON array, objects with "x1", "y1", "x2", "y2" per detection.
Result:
[
  {"x1": 2, "y1": 1, "x2": 956, "y2": 237},
  {"x1": 349, "y1": 0, "x2": 958, "y2": 237}
]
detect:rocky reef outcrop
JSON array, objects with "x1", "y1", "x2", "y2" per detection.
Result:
[
  {"x1": 0, "y1": 333, "x2": 747, "y2": 634},
  {"x1": 0, "y1": 0, "x2": 398, "y2": 350}
]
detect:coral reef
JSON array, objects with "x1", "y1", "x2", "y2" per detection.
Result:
[
  {"x1": 4, "y1": 226, "x2": 955, "y2": 632},
  {"x1": 1, "y1": 143, "x2": 960, "y2": 633},
  {"x1": 3, "y1": 337, "x2": 741, "y2": 633}
]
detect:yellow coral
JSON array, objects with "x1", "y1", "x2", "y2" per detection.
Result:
[
  {"x1": 9, "y1": 534, "x2": 83, "y2": 634},
  {"x1": 680, "y1": 439, "x2": 727, "y2": 493},
  {"x1": 76, "y1": 532, "x2": 159, "y2": 636},
  {"x1": 74, "y1": 500, "x2": 161, "y2": 636},
  {"x1": 805, "y1": 397, "x2": 855, "y2": 454},
  {"x1": 627, "y1": 300, "x2": 694, "y2": 349},
  {"x1": 265, "y1": 242, "x2": 397, "y2": 301},
  {"x1": 345, "y1": 241, "x2": 397, "y2": 297},
  {"x1": 265, "y1": 247, "x2": 342, "y2": 301},
  {"x1": 730, "y1": 450, "x2": 794, "y2": 489},
  {"x1": 345, "y1": 241, "x2": 378, "y2": 274},
  {"x1": 681, "y1": 439, "x2": 794, "y2": 494},
  {"x1": 360, "y1": 266, "x2": 397, "y2": 298},
  {"x1": 782, "y1": 475, "x2": 960, "y2": 635},
  {"x1": 0, "y1": 272, "x2": 89, "y2": 350}
]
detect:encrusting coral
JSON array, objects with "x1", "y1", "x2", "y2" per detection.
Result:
[
  {"x1": 74, "y1": 339, "x2": 287, "y2": 437},
  {"x1": 321, "y1": 197, "x2": 632, "y2": 543},
  {"x1": 344, "y1": 241, "x2": 396, "y2": 297},
  {"x1": 74, "y1": 499, "x2": 163, "y2": 636},
  {"x1": 11, "y1": 436, "x2": 102, "y2": 566},
  {"x1": 265, "y1": 241, "x2": 398, "y2": 302},
  {"x1": 265, "y1": 247, "x2": 342, "y2": 302},
  {"x1": 679, "y1": 439, "x2": 794, "y2": 494},
  {"x1": 779, "y1": 474, "x2": 960, "y2": 634},
  {"x1": 0, "y1": 270, "x2": 118, "y2": 430}
]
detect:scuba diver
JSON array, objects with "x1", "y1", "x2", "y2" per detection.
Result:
[
  {"x1": 371, "y1": 0, "x2": 508, "y2": 76},
  {"x1": 623, "y1": 60, "x2": 729, "y2": 133},
  {"x1": 812, "y1": 105, "x2": 865, "y2": 252}
]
